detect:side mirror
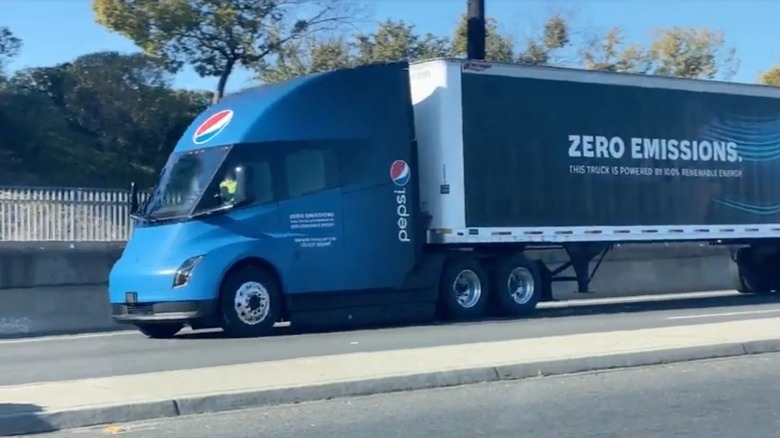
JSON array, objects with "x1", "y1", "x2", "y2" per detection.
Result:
[
  {"x1": 129, "y1": 182, "x2": 139, "y2": 213},
  {"x1": 233, "y1": 165, "x2": 249, "y2": 205}
]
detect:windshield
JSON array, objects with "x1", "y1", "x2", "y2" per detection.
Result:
[{"x1": 139, "y1": 146, "x2": 230, "y2": 220}]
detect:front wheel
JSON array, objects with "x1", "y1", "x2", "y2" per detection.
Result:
[
  {"x1": 219, "y1": 265, "x2": 281, "y2": 338},
  {"x1": 136, "y1": 323, "x2": 183, "y2": 339}
]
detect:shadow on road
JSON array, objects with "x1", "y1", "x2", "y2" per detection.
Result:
[
  {"x1": 175, "y1": 292, "x2": 780, "y2": 340},
  {"x1": 0, "y1": 403, "x2": 56, "y2": 436}
]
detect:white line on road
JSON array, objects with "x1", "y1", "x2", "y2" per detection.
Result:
[{"x1": 666, "y1": 308, "x2": 780, "y2": 320}]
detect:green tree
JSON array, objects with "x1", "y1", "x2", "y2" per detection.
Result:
[
  {"x1": 93, "y1": 0, "x2": 359, "y2": 103},
  {"x1": 4, "y1": 51, "x2": 208, "y2": 186},
  {"x1": 257, "y1": 36, "x2": 353, "y2": 83},
  {"x1": 759, "y1": 66, "x2": 780, "y2": 86},
  {"x1": 257, "y1": 19, "x2": 450, "y2": 84},
  {"x1": 451, "y1": 12, "x2": 514, "y2": 62},
  {"x1": 353, "y1": 19, "x2": 450, "y2": 64}
]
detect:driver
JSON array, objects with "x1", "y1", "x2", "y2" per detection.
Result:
[{"x1": 219, "y1": 168, "x2": 237, "y2": 203}]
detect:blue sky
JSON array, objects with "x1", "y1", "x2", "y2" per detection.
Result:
[{"x1": 4, "y1": 0, "x2": 780, "y2": 93}]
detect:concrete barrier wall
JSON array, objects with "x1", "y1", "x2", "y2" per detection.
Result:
[
  {"x1": 0, "y1": 242, "x2": 739, "y2": 338},
  {"x1": 0, "y1": 243, "x2": 122, "y2": 338}
]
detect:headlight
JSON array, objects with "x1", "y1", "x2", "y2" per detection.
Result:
[{"x1": 173, "y1": 255, "x2": 204, "y2": 288}]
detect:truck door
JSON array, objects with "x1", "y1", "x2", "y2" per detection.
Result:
[{"x1": 276, "y1": 144, "x2": 345, "y2": 293}]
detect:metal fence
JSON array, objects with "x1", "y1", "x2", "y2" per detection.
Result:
[{"x1": 0, "y1": 186, "x2": 149, "y2": 242}]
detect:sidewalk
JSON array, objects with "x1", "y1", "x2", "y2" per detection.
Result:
[{"x1": 3, "y1": 317, "x2": 780, "y2": 435}]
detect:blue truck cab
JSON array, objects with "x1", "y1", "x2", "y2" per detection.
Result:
[{"x1": 109, "y1": 62, "x2": 439, "y2": 338}]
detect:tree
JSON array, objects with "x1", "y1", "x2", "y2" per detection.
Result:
[
  {"x1": 580, "y1": 26, "x2": 738, "y2": 80},
  {"x1": 353, "y1": 19, "x2": 450, "y2": 64},
  {"x1": 759, "y1": 67, "x2": 780, "y2": 87},
  {"x1": 93, "y1": 0, "x2": 359, "y2": 103},
  {"x1": 256, "y1": 36, "x2": 353, "y2": 84},
  {"x1": 451, "y1": 13, "x2": 514, "y2": 62},
  {"x1": 3, "y1": 51, "x2": 208, "y2": 186},
  {"x1": 0, "y1": 26, "x2": 22, "y2": 75},
  {"x1": 257, "y1": 19, "x2": 450, "y2": 84},
  {"x1": 580, "y1": 27, "x2": 648, "y2": 73},
  {"x1": 644, "y1": 27, "x2": 738, "y2": 80},
  {"x1": 516, "y1": 14, "x2": 570, "y2": 66}
]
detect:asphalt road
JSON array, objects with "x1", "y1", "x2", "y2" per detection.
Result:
[
  {"x1": 3, "y1": 292, "x2": 780, "y2": 386},
  {"x1": 49, "y1": 352, "x2": 780, "y2": 438}
]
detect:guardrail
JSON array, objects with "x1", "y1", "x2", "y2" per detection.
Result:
[{"x1": 0, "y1": 186, "x2": 149, "y2": 242}]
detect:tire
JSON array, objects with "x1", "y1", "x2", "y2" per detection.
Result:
[
  {"x1": 735, "y1": 248, "x2": 772, "y2": 295},
  {"x1": 438, "y1": 255, "x2": 490, "y2": 321},
  {"x1": 136, "y1": 323, "x2": 183, "y2": 339},
  {"x1": 492, "y1": 254, "x2": 541, "y2": 317},
  {"x1": 219, "y1": 265, "x2": 281, "y2": 338}
]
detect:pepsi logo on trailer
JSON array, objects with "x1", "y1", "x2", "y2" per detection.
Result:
[
  {"x1": 390, "y1": 160, "x2": 412, "y2": 243},
  {"x1": 390, "y1": 160, "x2": 411, "y2": 187},
  {"x1": 193, "y1": 109, "x2": 234, "y2": 145}
]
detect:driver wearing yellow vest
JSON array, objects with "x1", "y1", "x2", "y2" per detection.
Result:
[{"x1": 219, "y1": 169, "x2": 237, "y2": 204}]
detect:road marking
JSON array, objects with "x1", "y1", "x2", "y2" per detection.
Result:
[
  {"x1": 541, "y1": 290, "x2": 737, "y2": 308},
  {"x1": 0, "y1": 329, "x2": 139, "y2": 345},
  {"x1": 666, "y1": 308, "x2": 780, "y2": 320},
  {"x1": 0, "y1": 290, "x2": 746, "y2": 345}
]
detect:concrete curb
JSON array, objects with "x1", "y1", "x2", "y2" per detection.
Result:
[{"x1": 2, "y1": 338, "x2": 779, "y2": 436}]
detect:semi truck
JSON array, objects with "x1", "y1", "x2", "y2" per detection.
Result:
[{"x1": 109, "y1": 58, "x2": 780, "y2": 339}]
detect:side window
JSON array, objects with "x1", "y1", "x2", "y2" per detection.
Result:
[
  {"x1": 285, "y1": 148, "x2": 339, "y2": 198},
  {"x1": 247, "y1": 160, "x2": 273, "y2": 204}
]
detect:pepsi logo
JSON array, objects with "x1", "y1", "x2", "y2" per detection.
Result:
[
  {"x1": 193, "y1": 109, "x2": 234, "y2": 145},
  {"x1": 390, "y1": 160, "x2": 411, "y2": 187}
]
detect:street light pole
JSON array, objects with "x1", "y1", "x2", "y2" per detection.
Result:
[{"x1": 466, "y1": 0, "x2": 486, "y2": 60}]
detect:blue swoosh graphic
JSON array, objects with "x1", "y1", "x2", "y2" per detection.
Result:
[
  {"x1": 713, "y1": 198, "x2": 780, "y2": 215},
  {"x1": 699, "y1": 116, "x2": 780, "y2": 162}
]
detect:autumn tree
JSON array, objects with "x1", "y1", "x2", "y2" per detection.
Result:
[
  {"x1": 581, "y1": 26, "x2": 738, "y2": 80},
  {"x1": 644, "y1": 27, "x2": 738, "y2": 80},
  {"x1": 759, "y1": 66, "x2": 780, "y2": 87},
  {"x1": 580, "y1": 27, "x2": 648, "y2": 73},
  {"x1": 516, "y1": 14, "x2": 570, "y2": 66},
  {"x1": 93, "y1": 0, "x2": 360, "y2": 103},
  {"x1": 451, "y1": 12, "x2": 514, "y2": 62}
]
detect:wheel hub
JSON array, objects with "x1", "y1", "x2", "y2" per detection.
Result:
[
  {"x1": 233, "y1": 281, "x2": 270, "y2": 325},
  {"x1": 452, "y1": 269, "x2": 482, "y2": 308},
  {"x1": 507, "y1": 267, "x2": 535, "y2": 305}
]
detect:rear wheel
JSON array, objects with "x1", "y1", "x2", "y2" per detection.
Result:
[
  {"x1": 219, "y1": 265, "x2": 281, "y2": 337},
  {"x1": 735, "y1": 247, "x2": 773, "y2": 295},
  {"x1": 136, "y1": 323, "x2": 183, "y2": 339},
  {"x1": 492, "y1": 254, "x2": 542, "y2": 317},
  {"x1": 438, "y1": 255, "x2": 490, "y2": 321}
]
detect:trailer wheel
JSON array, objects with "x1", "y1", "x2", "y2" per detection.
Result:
[
  {"x1": 219, "y1": 264, "x2": 281, "y2": 337},
  {"x1": 439, "y1": 256, "x2": 490, "y2": 320},
  {"x1": 492, "y1": 254, "x2": 542, "y2": 317},
  {"x1": 136, "y1": 323, "x2": 183, "y2": 339},
  {"x1": 735, "y1": 248, "x2": 772, "y2": 295}
]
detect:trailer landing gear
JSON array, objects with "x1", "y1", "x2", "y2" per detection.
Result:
[{"x1": 540, "y1": 244, "x2": 612, "y2": 301}]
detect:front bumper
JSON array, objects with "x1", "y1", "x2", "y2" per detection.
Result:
[{"x1": 111, "y1": 300, "x2": 218, "y2": 324}]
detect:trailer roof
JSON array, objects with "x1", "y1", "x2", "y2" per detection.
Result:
[{"x1": 410, "y1": 57, "x2": 780, "y2": 99}]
